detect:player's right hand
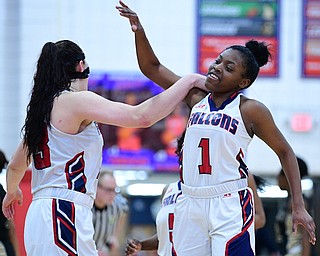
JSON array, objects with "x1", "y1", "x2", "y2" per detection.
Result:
[
  {"x1": 125, "y1": 239, "x2": 142, "y2": 256},
  {"x1": 115, "y1": 1, "x2": 143, "y2": 32},
  {"x1": 2, "y1": 187, "x2": 23, "y2": 219}
]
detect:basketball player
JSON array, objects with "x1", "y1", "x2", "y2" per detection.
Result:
[
  {"x1": 117, "y1": 2, "x2": 316, "y2": 255},
  {"x1": 126, "y1": 180, "x2": 181, "y2": 256},
  {"x1": 1, "y1": 39, "x2": 206, "y2": 255}
]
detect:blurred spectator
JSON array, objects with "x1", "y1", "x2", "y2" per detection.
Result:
[
  {"x1": 160, "y1": 104, "x2": 187, "y2": 156},
  {"x1": 92, "y1": 171, "x2": 129, "y2": 256},
  {"x1": 0, "y1": 150, "x2": 19, "y2": 256},
  {"x1": 116, "y1": 92, "x2": 142, "y2": 151},
  {"x1": 275, "y1": 157, "x2": 313, "y2": 256}
]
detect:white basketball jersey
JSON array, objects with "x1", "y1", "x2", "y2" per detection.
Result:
[
  {"x1": 182, "y1": 92, "x2": 252, "y2": 186},
  {"x1": 156, "y1": 181, "x2": 181, "y2": 256},
  {"x1": 31, "y1": 122, "x2": 103, "y2": 200}
]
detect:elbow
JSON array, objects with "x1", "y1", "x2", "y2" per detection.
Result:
[
  {"x1": 7, "y1": 162, "x2": 24, "y2": 174},
  {"x1": 131, "y1": 113, "x2": 154, "y2": 128},
  {"x1": 138, "y1": 62, "x2": 160, "y2": 79},
  {"x1": 255, "y1": 214, "x2": 266, "y2": 230},
  {"x1": 137, "y1": 117, "x2": 154, "y2": 128}
]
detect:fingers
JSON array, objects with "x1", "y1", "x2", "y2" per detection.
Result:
[
  {"x1": 115, "y1": 2, "x2": 136, "y2": 17},
  {"x1": 119, "y1": 0, "x2": 128, "y2": 8},
  {"x1": 3, "y1": 204, "x2": 14, "y2": 219},
  {"x1": 293, "y1": 216, "x2": 317, "y2": 245},
  {"x1": 307, "y1": 220, "x2": 317, "y2": 245}
]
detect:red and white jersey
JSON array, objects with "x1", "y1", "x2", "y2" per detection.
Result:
[
  {"x1": 156, "y1": 181, "x2": 181, "y2": 256},
  {"x1": 31, "y1": 122, "x2": 103, "y2": 200},
  {"x1": 181, "y1": 92, "x2": 252, "y2": 186}
]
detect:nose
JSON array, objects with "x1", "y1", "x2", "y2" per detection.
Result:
[{"x1": 213, "y1": 63, "x2": 222, "y2": 73}]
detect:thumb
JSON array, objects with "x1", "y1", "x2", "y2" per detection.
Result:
[
  {"x1": 292, "y1": 222, "x2": 297, "y2": 235},
  {"x1": 131, "y1": 24, "x2": 138, "y2": 32}
]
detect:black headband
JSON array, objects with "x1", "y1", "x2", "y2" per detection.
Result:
[{"x1": 69, "y1": 67, "x2": 90, "y2": 80}]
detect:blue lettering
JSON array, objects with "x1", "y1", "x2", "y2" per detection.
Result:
[
  {"x1": 220, "y1": 114, "x2": 231, "y2": 130},
  {"x1": 229, "y1": 119, "x2": 239, "y2": 134}
]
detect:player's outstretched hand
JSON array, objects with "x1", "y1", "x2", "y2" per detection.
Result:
[
  {"x1": 292, "y1": 207, "x2": 316, "y2": 245},
  {"x1": 115, "y1": 1, "x2": 143, "y2": 32},
  {"x1": 2, "y1": 187, "x2": 23, "y2": 220},
  {"x1": 125, "y1": 239, "x2": 142, "y2": 256}
]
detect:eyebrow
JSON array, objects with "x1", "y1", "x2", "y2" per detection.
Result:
[{"x1": 220, "y1": 54, "x2": 238, "y2": 67}]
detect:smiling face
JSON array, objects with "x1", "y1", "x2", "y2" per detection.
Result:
[{"x1": 205, "y1": 49, "x2": 251, "y2": 94}]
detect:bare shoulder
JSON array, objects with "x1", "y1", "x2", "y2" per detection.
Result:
[
  {"x1": 240, "y1": 96, "x2": 274, "y2": 137},
  {"x1": 52, "y1": 91, "x2": 101, "y2": 133}
]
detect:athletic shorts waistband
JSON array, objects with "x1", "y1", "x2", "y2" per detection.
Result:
[
  {"x1": 33, "y1": 187, "x2": 94, "y2": 208},
  {"x1": 181, "y1": 179, "x2": 248, "y2": 198}
]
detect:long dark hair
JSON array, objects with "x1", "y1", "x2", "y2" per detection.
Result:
[{"x1": 22, "y1": 40, "x2": 85, "y2": 160}]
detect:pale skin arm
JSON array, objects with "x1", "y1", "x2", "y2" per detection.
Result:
[
  {"x1": 248, "y1": 173, "x2": 266, "y2": 230},
  {"x1": 116, "y1": 1, "x2": 207, "y2": 108},
  {"x1": 68, "y1": 74, "x2": 206, "y2": 130},
  {"x1": 125, "y1": 235, "x2": 159, "y2": 255},
  {"x1": 241, "y1": 97, "x2": 316, "y2": 245},
  {"x1": 2, "y1": 74, "x2": 206, "y2": 219},
  {"x1": 2, "y1": 141, "x2": 29, "y2": 219}
]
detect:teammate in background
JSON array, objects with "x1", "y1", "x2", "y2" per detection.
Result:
[
  {"x1": 125, "y1": 131, "x2": 185, "y2": 256},
  {"x1": 254, "y1": 175, "x2": 282, "y2": 256},
  {"x1": 93, "y1": 171, "x2": 129, "y2": 256},
  {"x1": 117, "y1": 2, "x2": 316, "y2": 255},
  {"x1": 1, "y1": 39, "x2": 206, "y2": 255},
  {"x1": 0, "y1": 150, "x2": 19, "y2": 256},
  {"x1": 276, "y1": 157, "x2": 313, "y2": 256},
  {"x1": 248, "y1": 172, "x2": 266, "y2": 230}
]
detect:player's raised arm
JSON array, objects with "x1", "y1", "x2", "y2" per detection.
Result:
[{"x1": 116, "y1": 1, "x2": 207, "y2": 108}]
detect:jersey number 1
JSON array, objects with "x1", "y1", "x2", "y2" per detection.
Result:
[{"x1": 198, "y1": 138, "x2": 212, "y2": 174}]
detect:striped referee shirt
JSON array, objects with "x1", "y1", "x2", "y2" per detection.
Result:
[{"x1": 92, "y1": 194, "x2": 129, "y2": 251}]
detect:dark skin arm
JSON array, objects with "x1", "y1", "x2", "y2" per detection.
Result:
[
  {"x1": 125, "y1": 235, "x2": 158, "y2": 255},
  {"x1": 116, "y1": 1, "x2": 207, "y2": 108},
  {"x1": 241, "y1": 96, "x2": 316, "y2": 245},
  {"x1": 117, "y1": 0, "x2": 316, "y2": 246}
]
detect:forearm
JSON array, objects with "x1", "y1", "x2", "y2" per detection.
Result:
[
  {"x1": 6, "y1": 166, "x2": 26, "y2": 194},
  {"x1": 140, "y1": 234, "x2": 159, "y2": 251},
  {"x1": 6, "y1": 142, "x2": 29, "y2": 194},
  {"x1": 135, "y1": 74, "x2": 205, "y2": 127},
  {"x1": 134, "y1": 29, "x2": 181, "y2": 89},
  {"x1": 281, "y1": 153, "x2": 305, "y2": 208}
]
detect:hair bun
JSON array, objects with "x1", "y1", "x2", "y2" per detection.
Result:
[{"x1": 245, "y1": 40, "x2": 270, "y2": 67}]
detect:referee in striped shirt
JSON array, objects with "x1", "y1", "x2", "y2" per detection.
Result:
[{"x1": 92, "y1": 171, "x2": 129, "y2": 255}]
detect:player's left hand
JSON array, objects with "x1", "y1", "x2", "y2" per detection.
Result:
[{"x1": 2, "y1": 187, "x2": 23, "y2": 219}]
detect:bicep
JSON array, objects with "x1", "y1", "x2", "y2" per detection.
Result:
[{"x1": 76, "y1": 91, "x2": 141, "y2": 127}]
